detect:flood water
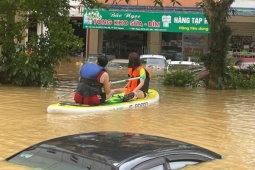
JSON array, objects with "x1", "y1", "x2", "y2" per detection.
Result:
[{"x1": 1, "y1": 58, "x2": 255, "y2": 170}]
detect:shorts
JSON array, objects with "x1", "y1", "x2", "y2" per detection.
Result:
[
  {"x1": 74, "y1": 92, "x2": 106, "y2": 106},
  {"x1": 142, "y1": 90, "x2": 147, "y2": 98}
]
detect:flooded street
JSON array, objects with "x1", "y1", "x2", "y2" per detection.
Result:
[{"x1": 1, "y1": 58, "x2": 255, "y2": 169}]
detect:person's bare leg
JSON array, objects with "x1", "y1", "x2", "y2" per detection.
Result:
[
  {"x1": 106, "y1": 88, "x2": 126, "y2": 100},
  {"x1": 132, "y1": 90, "x2": 144, "y2": 100}
]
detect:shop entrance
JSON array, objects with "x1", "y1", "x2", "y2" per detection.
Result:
[
  {"x1": 161, "y1": 32, "x2": 183, "y2": 61},
  {"x1": 103, "y1": 30, "x2": 147, "y2": 58}
]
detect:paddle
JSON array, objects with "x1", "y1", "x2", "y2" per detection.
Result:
[
  {"x1": 57, "y1": 77, "x2": 141, "y2": 99},
  {"x1": 57, "y1": 90, "x2": 75, "y2": 99},
  {"x1": 111, "y1": 77, "x2": 141, "y2": 84}
]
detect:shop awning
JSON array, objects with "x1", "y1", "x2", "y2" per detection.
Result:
[
  {"x1": 105, "y1": 5, "x2": 204, "y2": 13},
  {"x1": 105, "y1": 5, "x2": 255, "y2": 16}
]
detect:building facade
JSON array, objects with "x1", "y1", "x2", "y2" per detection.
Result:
[{"x1": 66, "y1": 0, "x2": 255, "y2": 59}]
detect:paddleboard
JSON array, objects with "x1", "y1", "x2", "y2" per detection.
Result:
[{"x1": 47, "y1": 89, "x2": 159, "y2": 114}]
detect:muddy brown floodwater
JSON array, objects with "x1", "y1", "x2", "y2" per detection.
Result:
[{"x1": 0, "y1": 58, "x2": 255, "y2": 169}]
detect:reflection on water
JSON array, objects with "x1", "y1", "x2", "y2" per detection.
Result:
[{"x1": 1, "y1": 58, "x2": 255, "y2": 169}]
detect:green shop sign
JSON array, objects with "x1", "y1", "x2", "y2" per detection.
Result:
[{"x1": 83, "y1": 10, "x2": 209, "y2": 33}]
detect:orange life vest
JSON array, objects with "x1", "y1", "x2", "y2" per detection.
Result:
[{"x1": 125, "y1": 66, "x2": 150, "y2": 94}]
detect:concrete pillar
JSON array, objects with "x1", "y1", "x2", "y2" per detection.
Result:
[
  {"x1": 147, "y1": 32, "x2": 161, "y2": 54},
  {"x1": 98, "y1": 30, "x2": 103, "y2": 54},
  {"x1": 88, "y1": 29, "x2": 99, "y2": 54}
]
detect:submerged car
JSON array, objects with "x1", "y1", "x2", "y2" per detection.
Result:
[
  {"x1": 233, "y1": 58, "x2": 255, "y2": 71},
  {"x1": 197, "y1": 58, "x2": 255, "y2": 81},
  {"x1": 6, "y1": 131, "x2": 222, "y2": 170},
  {"x1": 107, "y1": 59, "x2": 129, "y2": 69},
  {"x1": 167, "y1": 60, "x2": 200, "y2": 68},
  {"x1": 86, "y1": 54, "x2": 116, "y2": 63},
  {"x1": 140, "y1": 54, "x2": 169, "y2": 71}
]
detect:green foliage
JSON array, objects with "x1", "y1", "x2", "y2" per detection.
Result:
[
  {"x1": 0, "y1": 0, "x2": 86, "y2": 86},
  {"x1": 232, "y1": 74, "x2": 255, "y2": 89},
  {"x1": 4, "y1": 49, "x2": 56, "y2": 86},
  {"x1": 163, "y1": 68, "x2": 196, "y2": 87},
  {"x1": 228, "y1": 65, "x2": 255, "y2": 89},
  {"x1": 188, "y1": 50, "x2": 204, "y2": 63},
  {"x1": 166, "y1": 0, "x2": 235, "y2": 89}
]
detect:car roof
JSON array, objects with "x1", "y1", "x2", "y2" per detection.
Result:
[
  {"x1": 168, "y1": 60, "x2": 200, "y2": 66},
  {"x1": 140, "y1": 55, "x2": 166, "y2": 59},
  {"x1": 238, "y1": 58, "x2": 255, "y2": 62},
  {"x1": 7, "y1": 131, "x2": 221, "y2": 168},
  {"x1": 88, "y1": 54, "x2": 116, "y2": 59},
  {"x1": 109, "y1": 59, "x2": 129, "y2": 63}
]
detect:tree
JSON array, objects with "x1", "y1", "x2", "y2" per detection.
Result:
[
  {"x1": 167, "y1": 0, "x2": 235, "y2": 89},
  {"x1": 0, "y1": 0, "x2": 92, "y2": 86},
  {"x1": 201, "y1": 0, "x2": 234, "y2": 89},
  {"x1": 0, "y1": 0, "x2": 114, "y2": 86}
]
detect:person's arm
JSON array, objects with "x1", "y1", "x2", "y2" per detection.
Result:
[
  {"x1": 132, "y1": 79, "x2": 144, "y2": 94},
  {"x1": 100, "y1": 72, "x2": 111, "y2": 95}
]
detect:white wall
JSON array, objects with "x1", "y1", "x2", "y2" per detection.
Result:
[
  {"x1": 69, "y1": 0, "x2": 80, "y2": 6},
  {"x1": 232, "y1": 0, "x2": 255, "y2": 8},
  {"x1": 69, "y1": 0, "x2": 83, "y2": 17}
]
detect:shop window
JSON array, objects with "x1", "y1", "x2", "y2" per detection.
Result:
[
  {"x1": 230, "y1": 35, "x2": 253, "y2": 52},
  {"x1": 103, "y1": 30, "x2": 147, "y2": 58},
  {"x1": 183, "y1": 34, "x2": 207, "y2": 61},
  {"x1": 161, "y1": 32, "x2": 182, "y2": 61}
]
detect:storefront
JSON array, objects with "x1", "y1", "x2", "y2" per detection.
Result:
[
  {"x1": 83, "y1": 9, "x2": 210, "y2": 60},
  {"x1": 227, "y1": 14, "x2": 255, "y2": 58},
  {"x1": 102, "y1": 30, "x2": 147, "y2": 58}
]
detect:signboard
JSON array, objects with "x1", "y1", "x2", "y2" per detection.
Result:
[{"x1": 83, "y1": 10, "x2": 209, "y2": 33}]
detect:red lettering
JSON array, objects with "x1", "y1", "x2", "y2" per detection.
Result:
[
  {"x1": 94, "y1": 19, "x2": 112, "y2": 25},
  {"x1": 114, "y1": 20, "x2": 128, "y2": 26},
  {"x1": 148, "y1": 21, "x2": 160, "y2": 27},
  {"x1": 130, "y1": 20, "x2": 143, "y2": 26}
]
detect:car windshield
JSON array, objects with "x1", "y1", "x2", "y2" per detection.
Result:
[
  {"x1": 7, "y1": 144, "x2": 113, "y2": 170},
  {"x1": 242, "y1": 62, "x2": 255, "y2": 67},
  {"x1": 141, "y1": 58, "x2": 165, "y2": 66},
  {"x1": 87, "y1": 57, "x2": 97, "y2": 63},
  {"x1": 108, "y1": 60, "x2": 128, "y2": 68}
]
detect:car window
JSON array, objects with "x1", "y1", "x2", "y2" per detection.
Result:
[
  {"x1": 108, "y1": 62, "x2": 120, "y2": 67},
  {"x1": 165, "y1": 153, "x2": 209, "y2": 169},
  {"x1": 147, "y1": 164, "x2": 164, "y2": 170},
  {"x1": 7, "y1": 147, "x2": 63, "y2": 169},
  {"x1": 169, "y1": 161, "x2": 199, "y2": 169},
  {"x1": 148, "y1": 59, "x2": 165, "y2": 65},
  {"x1": 140, "y1": 58, "x2": 147, "y2": 64},
  {"x1": 242, "y1": 62, "x2": 255, "y2": 67},
  {"x1": 132, "y1": 157, "x2": 165, "y2": 170},
  {"x1": 108, "y1": 62, "x2": 128, "y2": 68},
  {"x1": 141, "y1": 58, "x2": 166, "y2": 66},
  {"x1": 87, "y1": 57, "x2": 97, "y2": 63}
]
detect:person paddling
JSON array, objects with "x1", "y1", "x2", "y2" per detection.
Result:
[
  {"x1": 74, "y1": 55, "x2": 112, "y2": 105},
  {"x1": 113, "y1": 52, "x2": 151, "y2": 102}
]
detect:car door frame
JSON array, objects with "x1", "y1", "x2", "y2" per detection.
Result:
[
  {"x1": 131, "y1": 153, "x2": 211, "y2": 170},
  {"x1": 131, "y1": 157, "x2": 169, "y2": 170}
]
